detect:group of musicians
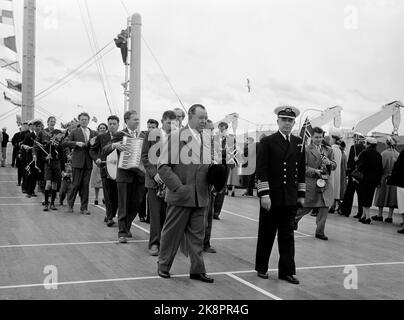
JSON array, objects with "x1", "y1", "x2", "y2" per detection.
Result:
[{"x1": 11, "y1": 104, "x2": 312, "y2": 285}]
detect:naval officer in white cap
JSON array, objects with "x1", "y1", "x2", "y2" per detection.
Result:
[{"x1": 255, "y1": 105, "x2": 306, "y2": 285}]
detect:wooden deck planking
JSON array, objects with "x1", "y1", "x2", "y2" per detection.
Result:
[{"x1": 1, "y1": 163, "x2": 404, "y2": 300}]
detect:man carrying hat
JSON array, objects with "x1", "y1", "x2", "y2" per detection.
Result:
[{"x1": 255, "y1": 105, "x2": 306, "y2": 285}]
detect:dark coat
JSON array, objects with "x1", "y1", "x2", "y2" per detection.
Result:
[
  {"x1": 388, "y1": 149, "x2": 404, "y2": 188},
  {"x1": 62, "y1": 127, "x2": 97, "y2": 169},
  {"x1": 141, "y1": 129, "x2": 165, "y2": 189},
  {"x1": 357, "y1": 147, "x2": 383, "y2": 187},
  {"x1": 89, "y1": 132, "x2": 113, "y2": 179},
  {"x1": 1, "y1": 132, "x2": 9, "y2": 147},
  {"x1": 256, "y1": 131, "x2": 306, "y2": 207},
  {"x1": 102, "y1": 128, "x2": 146, "y2": 183},
  {"x1": 157, "y1": 126, "x2": 210, "y2": 208},
  {"x1": 347, "y1": 143, "x2": 365, "y2": 175}
]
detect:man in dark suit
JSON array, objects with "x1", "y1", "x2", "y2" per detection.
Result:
[
  {"x1": 21, "y1": 119, "x2": 43, "y2": 198},
  {"x1": 338, "y1": 135, "x2": 365, "y2": 218},
  {"x1": 90, "y1": 115, "x2": 120, "y2": 226},
  {"x1": 1, "y1": 127, "x2": 9, "y2": 167},
  {"x1": 255, "y1": 106, "x2": 306, "y2": 285},
  {"x1": 141, "y1": 111, "x2": 176, "y2": 256},
  {"x1": 103, "y1": 110, "x2": 146, "y2": 243},
  {"x1": 139, "y1": 119, "x2": 160, "y2": 223},
  {"x1": 157, "y1": 104, "x2": 214, "y2": 283},
  {"x1": 62, "y1": 112, "x2": 97, "y2": 215},
  {"x1": 18, "y1": 121, "x2": 30, "y2": 193},
  {"x1": 11, "y1": 130, "x2": 21, "y2": 168}
]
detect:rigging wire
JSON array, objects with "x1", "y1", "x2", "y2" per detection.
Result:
[
  {"x1": 35, "y1": 45, "x2": 115, "y2": 102},
  {"x1": 0, "y1": 106, "x2": 19, "y2": 122},
  {"x1": 78, "y1": 0, "x2": 114, "y2": 115},
  {"x1": 117, "y1": 0, "x2": 186, "y2": 112},
  {"x1": 141, "y1": 35, "x2": 187, "y2": 113},
  {"x1": 35, "y1": 40, "x2": 114, "y2": 100},
  {"x1": 119, "y1": 0, "x2": 130, "y2": 16},
  {"x1": 84, "y1": 0, "x2": 117, "y2": 116}
]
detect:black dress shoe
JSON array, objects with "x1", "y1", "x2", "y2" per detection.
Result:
[
  {"x1": 257, "y1": 272, "x2": 268, "y2": 279},
  {"x1": 361, "y1": 218, "x2": 371, "y2": 224},
  {"x1": 190, "y1": 273, "x2": 214, "y2": 283},
  {"x1": 203, "y1": 246, "x2": 217, "y2": 253},
  {"x1": 104, "y1": 216, "x2": 108, "y2": 223},
  {"x1": 398, "y1": 229, "x2": 404, "y2": 234},
  {"x1": 372, "y1": 215, "x2": 383, "y2": 222},
  {"x1": 353, "y1": 213, "x2": 362, "y2": 219},
  {"x1": 279, "y1": 275, "x2": 300, "y2": 285},
  {"x1": 126, "y1": 231, "x2": 132, "y2": 238},
  {"x1": 315, "y1": 234, "x2": 328, "y2": 241},
  {"x1": 384, "y1": 218, "x2": 393, "y2": 223},
  {"x1": 158, "y1": 269, "x2": 171, "y2": 279},
  {"x1": 213, "y1": 216, "x2": 220, "y2": 220},
  {"x1": 106, "y1": 219, "x2": 115, "y2": 227}
]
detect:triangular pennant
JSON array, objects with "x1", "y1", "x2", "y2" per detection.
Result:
[{"x1": 0, "y1": 36, "x2": 17, "y2": 52}]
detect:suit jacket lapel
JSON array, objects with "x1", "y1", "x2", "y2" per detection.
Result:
[
  {"x1": 77, "y1": 128, "x2": 85, "y2": 142},
  {"x1": 274, "y1": 131, "x2": 288, "y2": 153},
  {"x1": 309, "y1": 144, "x2": 320, "y2": 161}
]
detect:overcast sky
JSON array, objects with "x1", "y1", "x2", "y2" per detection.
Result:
[{"x1": 0, "y1": 0, "x2": 403, "y2": 135}]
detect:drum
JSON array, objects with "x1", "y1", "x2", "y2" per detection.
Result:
[{"x1": 106, "y1": 150, "x2": 118, "y2": 180}]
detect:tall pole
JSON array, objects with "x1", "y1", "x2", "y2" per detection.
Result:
[
  {"x1": 129, "y1": 13, "x2": 141, "y2": 119},
  {"x1": 123, "y1": 17, "x2": 131, "y2": 113},
  {"x1": 21, "y1": 0, "x2": 36, "y2": 122}
]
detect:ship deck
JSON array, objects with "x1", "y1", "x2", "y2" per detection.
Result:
[{"x1": 0, "y1": 147, "x2": 403, "y2": 300}]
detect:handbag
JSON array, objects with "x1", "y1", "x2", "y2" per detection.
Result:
[{"x1": 351, "y1": 168, "x2": 363, "y2": 182}]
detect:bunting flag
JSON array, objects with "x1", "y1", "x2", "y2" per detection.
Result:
[
  {"x1": 299, "y1": 117, "x2": 314, "y2": 141},
  {"x1": 6, "y1": 79, "x2": 22, "y2": 92},
  {"x1": 3, "y1": 91, "x2": 22, "y2": 107},
  {"x1": 0, "y1": 10, "x2": 13, "y2": 25},
  {"x1": 0, "y1": 36, "x2": 17, "y2": 52},
  {"x1": 0, "y1": 58, "x2": 20, "y2": 73}
]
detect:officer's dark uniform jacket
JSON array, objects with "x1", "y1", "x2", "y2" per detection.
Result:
[{"x1": 256, "y1": 131, "x2": 306, "y2": 206}]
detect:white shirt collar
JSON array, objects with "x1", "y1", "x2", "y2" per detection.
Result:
[
  {"x1": 188, "y1": 126, "x2": 201, "y2": 144},
  {"x1": 279, "y1": 131, "x2": 290, "y2": 141}
]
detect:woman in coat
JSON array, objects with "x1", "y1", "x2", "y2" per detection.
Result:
[
  {"x1": 89, "y1": 123, "x2": 107, "y2": 205},
  {"x1": 329, "y1": 136, "x2": 342, "y2": 213},
  {"x1": 356, "y1": 137, "x2": 383, "y2": 224},
  {"x1": 372, "y1": 137, "x2": 399, "y2": 223},
  {"x1": 387, "y1": 148, "x2": 404, "y2": 234}
]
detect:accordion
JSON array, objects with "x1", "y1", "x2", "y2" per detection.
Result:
[{"x1": 118, "y1": 136, "x2": 145, "y2": 173}]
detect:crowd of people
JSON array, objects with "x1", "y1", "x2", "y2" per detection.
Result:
[{"x1": 1, "y1": 103, "x2": 403, "y2": 286}]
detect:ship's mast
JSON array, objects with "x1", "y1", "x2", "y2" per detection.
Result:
[
  {"x1": 21, "y1": 0, "x2": 36, "y2": 122},
  {"x1": 128, "y1": 13, "x2": 141, "y2": 120}
]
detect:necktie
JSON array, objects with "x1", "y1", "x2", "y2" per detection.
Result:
[
  {"x1": 83, "y1": 129, "x2": 88, "y2": 143},
  {"x1": 286, "y1": 135, "x2": 290, "y2": 144},
  {"x1": 221, "y1": 137, "x2": 227, "y2": 165}
]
